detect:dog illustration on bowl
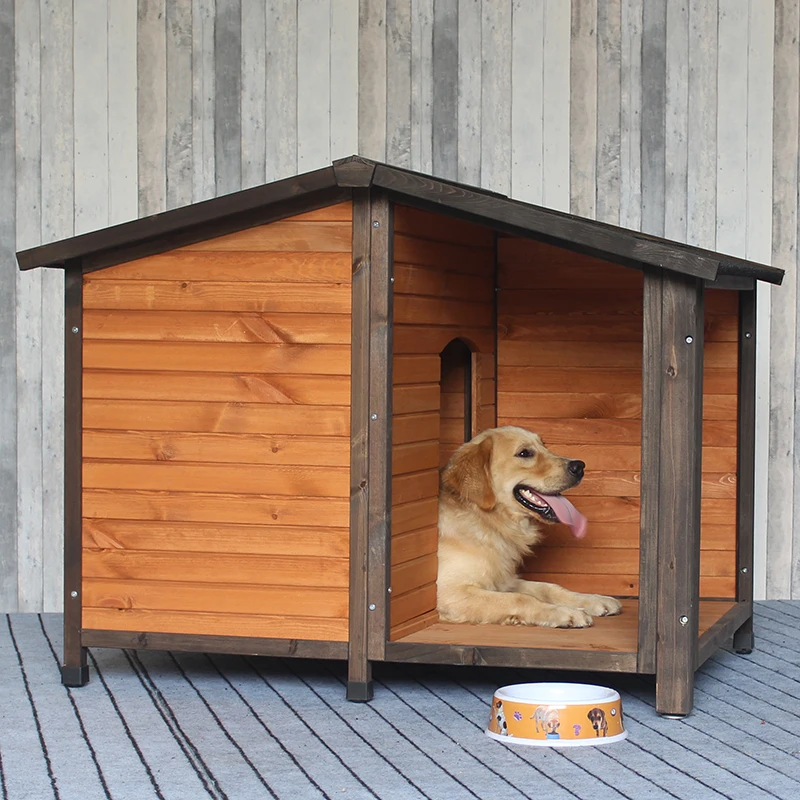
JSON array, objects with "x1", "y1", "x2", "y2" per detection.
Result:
[
  {"x1": 489, "y1": 698, "x2": 511, "y2": 736},
  {"x1": 587, "y1": 707, "x2": 609, "y2": 737},
  {"x1": 532, "y1": 706, "x2": 562, "y2": 739}
]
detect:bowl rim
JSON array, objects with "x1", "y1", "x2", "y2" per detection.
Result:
[
  {"x1": 486, "y1": 729, "x2": 629, "y2": 748},
  {"x1": 493, "y1": 682, "x2": 621, "y2": 706}
]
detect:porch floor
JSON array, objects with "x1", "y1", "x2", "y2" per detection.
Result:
[{"x1": 2, "y1": 603, "x2": 799, "y2": 800}]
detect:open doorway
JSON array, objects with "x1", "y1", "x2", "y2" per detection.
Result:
[{"x1": 439, "y1": 338, "x2": 475, "y2": 468}]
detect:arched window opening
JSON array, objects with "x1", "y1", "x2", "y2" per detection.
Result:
[{"x1": 439, "y1": 338, "x2": 474, "y2": 467}]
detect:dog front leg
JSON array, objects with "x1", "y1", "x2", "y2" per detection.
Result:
[
  {"x1": 438, "y1": 585, "x2": 593, "y2": 628},
  {"x1": 513, "y1": 579, "x2": 622, "y2": 617}
]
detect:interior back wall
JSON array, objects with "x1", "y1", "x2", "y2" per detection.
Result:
[{"x1": 2, "y1": 0, "x2": 799, "y2": 611}]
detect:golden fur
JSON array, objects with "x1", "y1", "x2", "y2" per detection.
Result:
[{"x1": 437, "y1": 426, "x2": 622, "y2": 628}]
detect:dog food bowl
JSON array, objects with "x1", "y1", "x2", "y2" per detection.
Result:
[{"x1": 486, "y1": 683, "x2": 627, "y2": 747}]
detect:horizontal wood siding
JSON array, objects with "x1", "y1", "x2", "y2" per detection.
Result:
[
  {"x1": 701, "y1": 288, "x2": 739, "y2": 597},
  {"x1": 497, "y1": 240, "x2": 736, "y2": 599},
  {"x1": 80, "y1": 202, "x2": 353, "y2": 642},
  {"x1": 389, "y1": 206, "x2": 496, "y2": 639},
  {"x1": 497, "y1": 239, "x2": 644, "y2": 597}
]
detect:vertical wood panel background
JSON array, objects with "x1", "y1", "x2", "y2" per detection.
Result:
[{"x1": 2, "y1": 0, "x2": 799, "y2": 609}]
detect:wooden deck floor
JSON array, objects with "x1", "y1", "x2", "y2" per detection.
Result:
[{"x1": 2, "y1": 602, "x2": 799, "y2": 799}]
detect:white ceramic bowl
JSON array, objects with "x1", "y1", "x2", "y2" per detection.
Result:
[{"x1": 486, "y1": 682, "x2": 627, "y2": 747}]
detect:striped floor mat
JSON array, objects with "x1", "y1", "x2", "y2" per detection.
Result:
[{"x1": 1, "y1": 603, "x2": 799, "y2": 799}]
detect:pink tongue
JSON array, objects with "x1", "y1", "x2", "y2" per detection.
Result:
[{"x1": 535, "y1": 492, "x2": 588, "y2": 539}]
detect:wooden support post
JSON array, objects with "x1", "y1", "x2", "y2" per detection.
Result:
[
  {"x1": 348, "y1": 189, "x2": 373, "y2": 701},
  {"x1": 654, "y1": 272, "x2": 704, "y2": 717},
  {"x1": 347, "y1": 189, "x2": 393, "y2": 701},
  {"x1": 366, "y1": 192, "x2": 393, "y2": 664},
  {"x1": 734, "y1": 289, "x2": 756, "y2": 653},
  {"x1": 638, "y1": 268, "x2": 664, "y2": 673},
  {"x1": 62, "y1": 262, "x2": 88, "y2": 687}
]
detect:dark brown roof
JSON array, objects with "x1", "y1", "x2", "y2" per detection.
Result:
[{"x1": 16, "y1": 155, "x2": 784, "y2": 286}]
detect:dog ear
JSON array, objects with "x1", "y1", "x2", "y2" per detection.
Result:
[{"x1": 441, "y1": 436, "x2": 496, "y2": 510}]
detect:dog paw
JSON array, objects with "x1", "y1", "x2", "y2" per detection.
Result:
[
  {"x1": 548, "y1": 606, "x2": 594, "y2": 629},
  {"x1": 581, "y1": 595, "x2": 623, "y2": 617}
]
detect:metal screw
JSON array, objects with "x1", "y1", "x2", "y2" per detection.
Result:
[
  {"x1": 368, "y1": 603, "x2": 376, "y2": 611},
  {"x1": 390, "y1": 277, "x2": 395, "y2": 283},
  {"x1": 71, "y1": 327, "x2": 79, "y2": 334},
  {"x1": 370, "y1": 413, "x2": 378, "y2": 421},
  {"x1": 741, "y1": 567, "x2": 748, "y2": 574},
  {"x1": 372, "y1": 221, "x2": 380, "y2": 228},
  {"x1": 685, "y1": 336, "x2": 693, "y2": 344},
  {"x1": 745, "y1": 332, "x2": 752, "y2": 339},
  {"x1": 679, "y1": 615, "x2": 689, "y2": 626},
  {"x1": 387, "y1": 587, "x2": 392, "y2": 594},
  {"x1": 70, "y1": 591, "x2": 78, "y2": 598}
]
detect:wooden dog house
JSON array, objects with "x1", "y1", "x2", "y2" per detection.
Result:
[{"x1": 17, "y1": 156, "x2": 783, "y2": 717}]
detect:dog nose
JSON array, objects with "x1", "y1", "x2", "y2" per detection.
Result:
[{"x1": 567, "y1": 460, "x2": 585, "y2": 477}]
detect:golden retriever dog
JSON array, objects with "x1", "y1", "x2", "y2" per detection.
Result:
[{"x1": 437, "y1": 426, "x2": 622, "y2": 628}]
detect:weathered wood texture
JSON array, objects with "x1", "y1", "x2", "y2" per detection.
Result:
[
  {"x1": 496, "y1": 240, "x2": 738, "y2": 600},
  {"x1": 654, "y1": 273, "x2": 705, "y2": 716},
  {"x1": 389, "y1": 206, "x2": 496, "y2": 639},
  {"x1": 0, "y1": 0, "x2": 17, "y2": 611},
  {"x1": 80, "y1": 203, "x2": 353, "y2": 642},
  {"x1": 3, "y1": 0, "x2": 358, "y2": 613},
  {"x1": 359, "y1": 0, "x2": 787, "y2": 601},
  {"x1": 770, "y1": 0, "x2": 798, "y2": 600},
  {"x1": 2, "y1": 1, "x2": 795, "y2": 611}
]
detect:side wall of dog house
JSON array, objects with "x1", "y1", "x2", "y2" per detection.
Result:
[
  {"x1": 496, "y1": 238, "x2": 738, "y2": 600},
  {"x1": 389, "y1": 206, "x2": 497, "y2": 639},
  {"x1": 699, "y1": 288, "x2": 739, "y2": 599},
  {"x1": 80, "y1": 202, "x2": 354, "y2": 641}
]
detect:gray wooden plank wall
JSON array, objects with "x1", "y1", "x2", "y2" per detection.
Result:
[
  {"x1": 1, "y1": 0, "x2": 358, "y2": 613},
  {"x1": 0, "y1": 0, "x2": 798, "y2": 611}
]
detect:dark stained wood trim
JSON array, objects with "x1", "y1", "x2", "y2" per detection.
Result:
[
  {"x1": 717, "y1": 260, "x2": 782, "y2": 285},
  {"x1": 63, "y1": 261, "x2": 88, "y2": 686},
  {"x1": 333, "y1": 155, "x2": 377, "y2": 187},
  {"x1": 17, "y1": 166, "x2": 341, "y2": 270},
  {"x1": 18, "y1": 158, "x2": 783, "y2": 288},
  {"x1": 18, "y1": 155, "x2": 784, "y2": 290},
  {"x1": 384, "y1": 642, "x2": 638, "y2": 673},
  {"x1": 734, "y1": 289, "x2": 756, "y2": 652},
  {"x1": 638, "y1": 268, "x2": 663, "y2": 674},
  {"x1": 655, "y1": 274, "x2": 705, "y2": 717},
  {"x1": 367, "y1": 192, "x2": 393, "y2": 662},
  {"x1": 696, "y1": 602, "x2": 751, "y2": 669},
  {"x1": 703, "y1": 276, "x2": 756, "y2": 291},
  {"x1": 81, "y1": 629, "x2": 348, "y2": 660},
  {"x1": 347, "y1": 188, "x2": 373, "y2": 700},
  {"x1": 372, "y1": 165, "x2": 783, "y2": 285}
]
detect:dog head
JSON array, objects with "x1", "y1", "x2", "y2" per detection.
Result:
[
  {"x1": 440, "y1": 426, "x2": 587, "y2": 538},
  {"x1": 587, "y1": 707, "x2": 606, "y2": 729}
]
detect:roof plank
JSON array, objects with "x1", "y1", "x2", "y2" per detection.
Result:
[{"x1": 15, "y1": 156, "x2": 784, "y2": 286}]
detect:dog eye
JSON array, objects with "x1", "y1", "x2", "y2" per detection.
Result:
[{"x1": 516, "y1": 449, "x2": 535, "y2": 459}]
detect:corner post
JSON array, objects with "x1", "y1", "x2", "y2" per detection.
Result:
[
  {"x1": 347, "y1": 189, "x2": 393, "y2": 701},
  {"x1": 63, "y1": 261, "x2": 88, "y2": 686},
  {"x1": 655, "y1": 272, "x2": 704, "y2": 717},
  {"x1": 366, "y1": 192, "x2": 393, "y2": 666},
  {"x1": 348, "y1": 189, "x2": 373, "y2": 701},
  {"x1": 733, "y1": 288, "x2": 756, "y2": 653}
]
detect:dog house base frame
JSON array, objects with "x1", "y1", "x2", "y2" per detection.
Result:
[{"x1": 18, "y1": 156, "x2": 782, "y2": 718}]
